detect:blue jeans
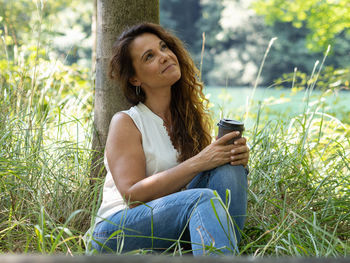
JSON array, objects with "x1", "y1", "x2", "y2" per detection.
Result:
[{"x1": 91, "y1": 164, "x2": 248, "y2": 256}]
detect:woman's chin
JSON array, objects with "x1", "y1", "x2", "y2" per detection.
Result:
[{"x1": 171, "y1": 71, "x2": 181, "y2": 85}]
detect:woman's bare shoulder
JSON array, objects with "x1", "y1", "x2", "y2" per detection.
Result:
[
  {"x1": 106, "y1": 112, "x2": 145, "y2": 194},
  {"x1": 108, "y1": 111, "x2": 141, "y2": 142},
  {"x1": 110, "y1": 111, "x2": 133, "y2": 125}
]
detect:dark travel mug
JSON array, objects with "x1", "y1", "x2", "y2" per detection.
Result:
[{"x1": 217, "y1": 118, "x2": 245, "y2": 144}]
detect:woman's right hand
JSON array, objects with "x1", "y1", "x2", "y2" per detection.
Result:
[{"x1": 193, "y1": 131, "x2": 241, "y2": 171}]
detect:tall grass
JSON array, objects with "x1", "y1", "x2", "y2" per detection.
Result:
[
  {"x1": 240, "y1": 113, "x2": 349, "y2": 256},
  {"x1": 218, "y1": 50, "x2": 349, "y2": 256},
  {"x1": 0, "y1": 38, "x2": 101, "y2": 253}
]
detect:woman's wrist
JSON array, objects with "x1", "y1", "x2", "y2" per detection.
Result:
[{"x1": 182, "y1": 154, "x2": 203, "y2": 176}]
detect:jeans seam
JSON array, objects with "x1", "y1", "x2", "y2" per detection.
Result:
[{"x1": 191, "y1": 199, "x2": 214, "y2": 253}]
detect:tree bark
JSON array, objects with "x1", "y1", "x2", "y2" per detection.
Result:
[
  {"x1": 91, "y1": 0, "x2": 97, "y2": 74},
  {"x1": 90, "y1": 0, "x2": 159, "y2": 182}
]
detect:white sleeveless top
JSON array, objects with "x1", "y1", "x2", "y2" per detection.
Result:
[{"x1": 94, "y1": 102, "x2": 179, "y2": 225}]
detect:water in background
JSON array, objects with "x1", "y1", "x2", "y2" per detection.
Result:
[{"x1": 205, "y1": 86, "x2": 350, "y2": 126}]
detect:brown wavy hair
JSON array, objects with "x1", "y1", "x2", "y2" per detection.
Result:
[{"x1": 109, "y1": 22, "x2": 212, "y2": 162}]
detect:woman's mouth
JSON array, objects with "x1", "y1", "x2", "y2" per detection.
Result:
[{"x1": 162, "y1": 64, "x2": 175, "y2": 73}]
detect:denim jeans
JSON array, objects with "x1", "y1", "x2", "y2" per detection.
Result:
[{"x1": 91, "y1": 164, "x2": 248, "y2": 256}]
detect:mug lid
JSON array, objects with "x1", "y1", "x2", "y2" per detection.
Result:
[
  {"x1": 217, "y1": 118, "x2": 244, "y2": 129},
  {"x1": 222, "y1": 118, "x2": 243, "y2": 125}
]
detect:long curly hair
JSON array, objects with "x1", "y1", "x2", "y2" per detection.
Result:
[{"x1": 109, "y1": 22, "x2": 212, "y2": 162}]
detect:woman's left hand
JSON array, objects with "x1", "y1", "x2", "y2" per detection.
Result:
[{"x1": 230, "y1": 137, "x2": 250, "y2": 167}]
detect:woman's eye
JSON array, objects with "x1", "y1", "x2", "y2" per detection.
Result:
[
  {"x1": 145, "y1": 53, "x2": 153, "y2": 61},
  {"x1": 161, "y1": 43, "x2": 168, "y2": 50}
]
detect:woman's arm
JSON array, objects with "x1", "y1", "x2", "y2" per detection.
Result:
[{"x1": 106, "y1": 112, "x2": 247, "y2": 206}]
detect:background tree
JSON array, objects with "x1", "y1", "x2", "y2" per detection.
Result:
[
  {"x1": 90, "y1": 0, "x2": 159, "y2": 180},
  {"x1": 160, "y1": 0, "x2": 202, "y2": 56},
  {"x1": 0, "y1": 0, "x2": 93, "y2": 67},
  {"x1": 160, "y1": 0, "x2": 350, "y2": 86},
  {"x1": 252, "y1": 0, "x2": 350, "y2": 86},
  {"x1": 252, "y1": 0, "x2": 350, "y2": 52},
  {"x1": 201, "y1": 0, "x2": 268, "y2": 86},
  {"x1": 160, "y1": 0, "x2": 224, "y2": 85}
]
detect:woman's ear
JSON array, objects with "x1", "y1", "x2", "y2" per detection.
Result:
[{"x1": 129, "y1": 77, "x2": 141, "y2": 87}]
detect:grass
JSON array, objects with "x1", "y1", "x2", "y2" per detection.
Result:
[
  {"x1": 0, "y1": 14, "x2": 349, "y2": 257},
  {"x1": 241, "y1": 115, "x2": 349, "y2": 256},
  {"x1": 215, "y1": 51, "x2": 349, "y2": 256},
  {"x1": 0, "y1": 46, "x2": 99, "y2": 253}
]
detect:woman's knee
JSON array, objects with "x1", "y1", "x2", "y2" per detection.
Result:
[
  {"x1": 189, "y1": 188, "x2": 215, "y2": 200},
  {"x1": 184, "y1": 188, "x2": 218, "y2": 209},
  {"x1": 187, "y1": 189, "x2": 226, "y2": 216},
  {"x1": 211, "y1": 164, "x2": 247, "y2": 185},
  {"x1": 214, "y1": 163, "x2": 246, "y2": 175}
]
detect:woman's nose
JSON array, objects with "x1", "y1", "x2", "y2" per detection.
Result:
[{"x1": 159, "y1": 52, "x2": 169, "y2": 63}]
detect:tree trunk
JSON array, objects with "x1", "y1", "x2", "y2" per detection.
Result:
[
  {"x1": 91, "y1": 0, "x2": 97, "y2": 74},
  {"x1": 90, "y1": 0, "x2": 159, "y2": 182}
]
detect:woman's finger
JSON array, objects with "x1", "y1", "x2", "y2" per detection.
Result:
[
  {"x1": 215, "y1": 131, "x2": 240, "y2": 145},
  {"x1": 231, "y1": 145, "x2": 249, "y2": 155},
  {"x1": 230, "y1": 152, "x2": 249, "y2": 161},
  {"x1": 230, "y1": 154, "x2": 249, "y2": 165},
  {"x1": 230, "y1": 159, "x2": 248, "y2": 166},
  {"x1": 233, "y1": 136, "x2": 247, "y2": 146}
]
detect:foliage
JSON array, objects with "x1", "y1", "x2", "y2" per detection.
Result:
[
  {"x1": 274, "y1": 66, "x2": 350, "y2": 92},
  {"x1": 252, "y1": 0, "x2": 350, "y2": 52},
  {"x1": 212, "y1": 80, "x2": 350, "y2": 256},
  {"x1": 0, "y1": 29, "x2": 95, "y2": 253},
  {"x1": 241, "y1": 112, "x2": 349, "y2": 256},
  {"x1": 161, "y1": 0, "x2": 350, "y2": 86},
  {"x1": 0, "y1": 0, "x2": 92, "y2": 66},
  {"x1": 160, "y1": 0, "x2": 225, "y2": 83},
  {"x1": 160, "y1": 0, "x2": 202, "y2": 55},
  {"x1": 3, "y1": 0, "x2": 349, "y2": 86}
]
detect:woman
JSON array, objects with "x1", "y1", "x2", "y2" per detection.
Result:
[{"x1": 91, "y1": 22, "x2": 249, "y2": 256}]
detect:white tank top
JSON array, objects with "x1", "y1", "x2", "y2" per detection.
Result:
[{"x1": 94, "y1": 102, "x2": 179, "y2": 225}]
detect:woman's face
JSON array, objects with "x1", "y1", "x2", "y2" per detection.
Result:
[{"x1": 128, "y1": 33, "x2": 181, "y2": 91}]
